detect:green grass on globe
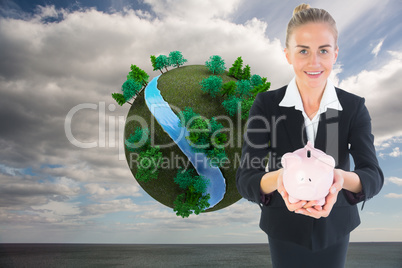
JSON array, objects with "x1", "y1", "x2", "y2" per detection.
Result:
[{"x1": 124, "y1": 65, "x2": 245, "y2": 212}]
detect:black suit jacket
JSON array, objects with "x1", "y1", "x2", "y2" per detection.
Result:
[{"x1": 236, "y1": 85, "x2": 384, "y2": 251}]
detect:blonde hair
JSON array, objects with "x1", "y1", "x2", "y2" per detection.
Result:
[{"x1": 286, "y1": 3, "x2": 338, "y2": 48}]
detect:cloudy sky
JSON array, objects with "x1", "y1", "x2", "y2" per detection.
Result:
[{"x1": 0, "y1": 0, "x2": 401, "y2": 244}]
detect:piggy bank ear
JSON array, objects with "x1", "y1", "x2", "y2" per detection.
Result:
[
  {"x1": 281, "y1": 153, "x2": 302, "y2": 169},
  {"x1": 315, "y1": 155, "x2": 335, "y2": 171}
]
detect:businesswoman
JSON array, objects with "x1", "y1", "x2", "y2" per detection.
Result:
[{"x1": 236, "y1": 4, "x2": 384, "y2": 267}]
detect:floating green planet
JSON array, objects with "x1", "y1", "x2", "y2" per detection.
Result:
[
  {"x1": 116, "y1": 54, "x2": 270, "y2": 217},
  {"x1": 125, "y1": 65, "x2": 245, "y2": 211}
]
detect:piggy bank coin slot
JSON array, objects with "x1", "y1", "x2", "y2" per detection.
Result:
[{"x1": 307, "y1": 150, "x2": 311, "y2": 158}]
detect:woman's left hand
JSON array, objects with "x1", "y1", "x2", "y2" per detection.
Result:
[{"x1": 295, "y1": 169, "x2": 344, "y2": 219}]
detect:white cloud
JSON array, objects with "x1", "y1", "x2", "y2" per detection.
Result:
[
  {"x1": 379, "y1": 145, "x2": 402, "y2": 158},
  {"x1": 0, "y1": 208, "x2": 61, "y2": 225},
  {"x1": 385, "y1": 193, "x2": 402, "y2": 199},
  {"x1": 35, "y1": 5, "x2": 60, "y2": 20},
  {"x1": 371, "y1": 38, "x2": 385, "y2": 57},
  {"x1": 389, "y1": 147, "x2": 401, "y2": 157},
  {"x1": 387, "y1": 177, "x2": 402, "y2": 186},
  {"x1": 80, "y1": 198, "x2": 143, "y2": 216},
  {"x1": 0, "y1": 1, "x2": 291, "y2": 170},
  {"x1": 338, "y1": 51, "x2": 402, "y2": 142},
  {"x1": 143, "y1": 0, "x2": 242, "y2": 20},
  {"x1": 42, "y1": 161, "x2": 136, "y2": 183},
  {"x1": 136, "y1": 200, "x2": 260, "y2": 231},
  {"x1": 376, "y1": 137, "x2": 402, "y2": 158},
  {"x1": 377, "y1": 142, "x2": 391, "y2": 151},
  {"x1": 84, "y1": 183, "x2": 142, "y2": 198},
  {"x1": 0, "y1": 173, "x2": 81, "y2": 210},
  {"x1": 32, "y1": 200, "x2": 81, "y2": 216}
]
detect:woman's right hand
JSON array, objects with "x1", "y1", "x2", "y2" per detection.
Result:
[{"x1": 276, "y1": 170, "x2": 316, "y2": 213}]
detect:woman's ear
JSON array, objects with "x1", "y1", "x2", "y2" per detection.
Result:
[
  {"x1": 284, "y1": 47, "x2": 292, "y2": 64},
  {"x1": 333, "y1": 46, "x2": 339, "y2": 64}
]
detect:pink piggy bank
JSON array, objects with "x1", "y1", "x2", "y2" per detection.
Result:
[{"x1": 281, "y1": 141, "x2": 335, "y2": 206}]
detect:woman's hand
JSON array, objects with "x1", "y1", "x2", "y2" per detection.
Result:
[
  {"x1": 277, "y1": 170, "x2": 316, "y2": 212},
  {"x1": 295, "y1": 169, "x2": 345, "y2": 219}
]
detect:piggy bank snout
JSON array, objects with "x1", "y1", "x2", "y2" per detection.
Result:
[
  {"x1": 299, "y1": 177, "x2": 312, "y2": 184},
  {"x1": 282, "y1": 142, "x2": 335, "y2": 203}
]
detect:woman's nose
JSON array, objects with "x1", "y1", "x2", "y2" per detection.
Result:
[{"x1": 309, "y1": 53, "x2": 320, "y2": 66}]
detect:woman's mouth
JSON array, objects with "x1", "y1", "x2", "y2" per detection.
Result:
[{"x1": 305, "y1": 71, "x2": 323, "y2": 78}]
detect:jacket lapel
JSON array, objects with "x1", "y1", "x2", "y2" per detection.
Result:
[
  {"x1": 275, "y1": 86, "x2": 343, "y2": 163},
  {"x1": 279, "y1": 106, "x2": 307, "y2": 151},
  {"x1": 315, "y1": 109, "x2": 342, "y2": 165},
  {"x1": 315, "y1": 113, "x2": 327, "y2": 151}
]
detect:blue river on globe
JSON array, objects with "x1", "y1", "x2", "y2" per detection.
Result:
[{"x1": 144, "y1": 75, "x2": 226, "y2": 209}]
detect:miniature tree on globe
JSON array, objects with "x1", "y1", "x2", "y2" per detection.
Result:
[
  {"x1": 199, "y1": 76, "x2": 223, "y2": 98},
  {"x1": 193, "y1": 194, "x2": 210, "y2": 214},
  {"x1": 251, "y1": 77, "x2": 271, "y2": 96},
  {"x1": 112, "y1": 65, "x2": 149, "y2": 106},
  {"x1": 228, "y1": 56, "x2": 243, "y2": 79},
  {"x1": 155, "y1": 55, "x2": 170, "y2": 73},
  {"x1": 186, "y1": 117, "x2": 210, "y2": 147},
  {"x1": 112, "y1": 93, "x2": 128, "y2": 106},
  {"x1": 222, "y1": 95, "x2": 255, "y2": 119},
  {"x1": 209, "y1": 117, "x2": 228, "y2": 147},
  {"x1": 186, "y1": 117, "x2": 227, "y2": 164},
  {"x1": 185, "y1": 186, "x2": 210, "y2": 214},
  {"x1": 250, "y1": 74, "x2": 263, "y2": 87},
  {"x1": 178, "y1": 107, "x2": 228, "y2": 166},
  {"x1": 240, "y1": 97, "x2": 255, "y2": 119},
  {"x1": 235, "y1": 80, "x2": 252, "y2": 98},
  {"x1": 174, "y1": 167, "x2": 209, "y2": 193},
  {"x1": 205, "y1": 55, "x2": 226, "y2": 74},
  {"x1": 241, "y1": 64, "x2": 251, "y2": 80},
  {"x1": 221, "y1": 81, "x2": 237, "y2": 97},
  {"x1": 122, "y1": 79, "x2": 143, "y2": 103},
  {"x1": 169, "y1": 51, "x2": 187, "y2": 68},
  {"x1": 136, "y1": 146, "x2": 163, "y2": 182},
  {"x1": 126, "y1": 127, "x2": 162, "y2": 182},
  {"x1": 173, "y1": 167, "x2": 210, "y2": 218},
  {"x1": 174, "y1": 167, "x2": 197, "y2": 190},
  {"x1": 222, "y1": 96, "x2": 241, "y2": 117},
  {"x1": 173, "y1": 194, "x2": 192, "y2": 218},
  {"x1": 127, "y1": 65, "x2": 149, "y2": 87},
  {"x1": 178, "y1": 107, "x2": 198, "y2": 128},
  {"x1": 192, "y1": 177, "x2": 209, "y2": 194},
  {"x1": 125, "y1": 127, "x2": 151, "y2": 153},
  {"x1": 150, "y1": 55, "x2": 157, "y2": 72}
]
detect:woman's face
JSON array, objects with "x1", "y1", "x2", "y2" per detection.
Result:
[{"x1": 285, "y1": 22, "x2": 339, "y2": 92}]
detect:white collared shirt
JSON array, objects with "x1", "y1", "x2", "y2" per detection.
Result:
[{"x1": 279, "y1": 77, "x2": 343, "y2": 146}]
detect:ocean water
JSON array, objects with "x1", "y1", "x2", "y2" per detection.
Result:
[{"x1": 0, "y1": 243, "x2": 401, "y2": 268}]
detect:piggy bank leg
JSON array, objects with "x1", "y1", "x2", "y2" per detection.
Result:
[{"x1": 288, "y1": 196, "x2": 300, "y2": 204}]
